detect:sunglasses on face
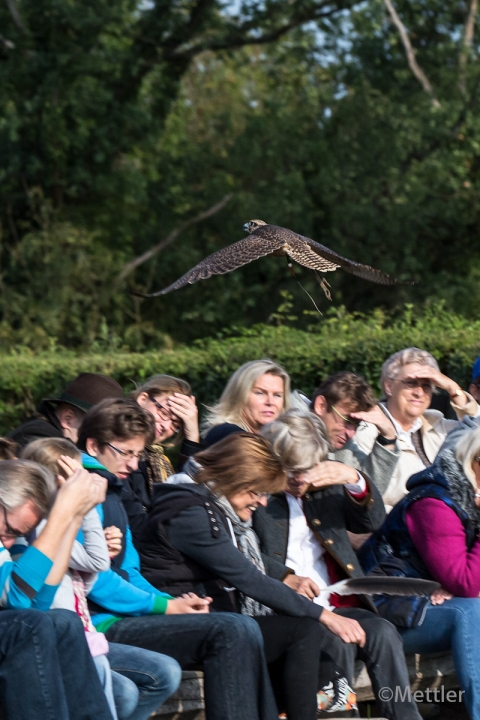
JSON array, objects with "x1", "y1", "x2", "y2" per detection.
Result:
[
  {"x1": 330, "y1": 405, "x2": 361, "y2": 429},
  {"x1": 396, "y1": 378, "x2": 434, "y2": 393}
]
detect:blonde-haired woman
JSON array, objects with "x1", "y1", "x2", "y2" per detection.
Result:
[
  {"x1": 353, "y1": 347, "x2": 478, "y2": 509},
  {"x1": 359, "y1": 421, "x2": 480, "y2": 720},
  {"x1": 203, "y1": 359, "x2": 291, "y2": 446},
  {"x1": 136, "y1": 432, "x2": 359, "y2": 720}
]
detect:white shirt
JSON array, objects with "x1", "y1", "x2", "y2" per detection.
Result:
[
  {"x1": 381, "y1": 404, "x2": 423, "y2": 455},
  {"x1": 285, "y1": 493, "x2": 333, "y2": 609},
  {"x1": 284, "y1": 477, "x2": 367, "y2": 610}
]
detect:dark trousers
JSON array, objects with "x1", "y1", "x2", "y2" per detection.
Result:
[
  {"x1": 329, "y1": 608, "x2": 422, "y2": 720},
  {"x1": 255, "y1": 616, "x2": 323, "y2": 720},
  {"x1": 105, "y1": 612, "x2": 278, "y2": 720},
  {"x1": 0, "y1": 608, "x2": 113, "y2": 720}
]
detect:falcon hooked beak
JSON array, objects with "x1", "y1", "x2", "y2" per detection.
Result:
[{"x1": 243, "y1": 219, "x2": 268, "y2": 234}]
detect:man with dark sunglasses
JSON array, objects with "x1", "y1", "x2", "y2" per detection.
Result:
[{"x1": 307, "y1": 372, "x2": 400, "y2": 499}]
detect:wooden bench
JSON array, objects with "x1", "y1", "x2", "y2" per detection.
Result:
[{"x1": 152, "y1": 652, "x2": 459, "y2": 719}]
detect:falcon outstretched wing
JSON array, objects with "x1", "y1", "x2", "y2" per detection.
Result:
[
  {"x1": 141, "y1": 234, "x2": 285, "y2": 297},
  {"x1": 286, "y1": 241, "x2": 339, "y2": 272},
  {"x1": 301, "y1": 235, "x2": 401, "y2": 286}
]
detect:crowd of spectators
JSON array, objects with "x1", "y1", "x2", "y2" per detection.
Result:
[{"x1": 1, "y1": 347, "x2": 480, "y2": 720}]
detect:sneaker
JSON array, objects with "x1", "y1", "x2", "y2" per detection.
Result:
[{"x1": 317, "y1": 674, "x2": 358, "y2": 718}]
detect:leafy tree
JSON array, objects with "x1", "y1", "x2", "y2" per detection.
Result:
[{"x1": 2, "y1": 0, "x2": 480, "y2": 350}]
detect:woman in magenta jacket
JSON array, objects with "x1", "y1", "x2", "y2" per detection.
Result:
[{"x1": 360, "y1": 419, "x2": 480, "y2": 720}]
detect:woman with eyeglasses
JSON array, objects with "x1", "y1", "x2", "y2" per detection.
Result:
[
  {"x1": 353, "y1": 347, "x2": 478, "y2": 510},
  {"x1": 77, "y1": 398, "x2": 284, "y2": 720},
  {"x1": 123, "y1": 375, "x2": 202, "y2": 542},
  {"x1": 136, "y1": 431, "x2": 358, "y2": 720}
]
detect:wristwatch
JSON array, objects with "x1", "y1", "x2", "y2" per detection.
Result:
[{"x1": 376, "y1": 434, "x2": 397, "y2": 446}]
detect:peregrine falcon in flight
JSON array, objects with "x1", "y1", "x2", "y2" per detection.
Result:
[{"x1": 139, "y1": 219, "x2": 405, "y2": 298}]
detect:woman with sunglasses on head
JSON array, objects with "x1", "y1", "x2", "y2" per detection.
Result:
[
  {"x1": 353, "y1": 348, "x2": 478, "y2": 510},
  {"x1": 123, "y1": 376, "x2": 202, "y2": 542},
  {"x1": 136, "y1": 431, "x2": 361, "y2": 720}
]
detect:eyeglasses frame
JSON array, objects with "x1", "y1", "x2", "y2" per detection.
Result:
[
  {"x1": 147, "y1": 394, "x2": 182, "y2": 433},
  {"x1": 106, "y1": 442, "x2": 147, "y2": 462}
]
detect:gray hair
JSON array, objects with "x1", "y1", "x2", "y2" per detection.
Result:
[
  {"x1": 203, "y1": 359, "x2": 292, "y2": 432},
  {"x1": 456, "y1": 426, "x2": 480, "y2": 489},
  {"x1": 380, "y1": 347, "x2": 439, "y2": 394},
  {"x1": 0, "y1": 460, "x2": 56, "y2": 518},
  {"x1": 261, "y1": 408, "x2": 329, "y2": 471}
]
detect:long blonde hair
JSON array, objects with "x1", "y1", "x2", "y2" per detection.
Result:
[{"x1": 203, "y1": 359, "x2": 291, "y2": 432}]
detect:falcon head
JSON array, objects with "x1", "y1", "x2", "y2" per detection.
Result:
[{"x1": 243, "y1": 219, "x2": 267, "y2": 234}]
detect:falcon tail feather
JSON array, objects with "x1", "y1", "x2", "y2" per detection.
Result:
[{"x1": 327, "y1": 576, "x2": 439, "y2": 597}]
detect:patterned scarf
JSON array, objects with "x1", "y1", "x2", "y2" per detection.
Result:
[
  {"x1": 146, "y1": 444, "x2": 175, "y2": 488},
  {"x1": 216, "y1": 496, "x2": 272, "y2": 617},
  {"x1": 71, "y1": 571, "x2": 95, "y2": 632}
]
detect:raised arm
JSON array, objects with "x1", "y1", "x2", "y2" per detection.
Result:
[{"x1": 70, "y1": 508, "x2": 111, "y2": 573}]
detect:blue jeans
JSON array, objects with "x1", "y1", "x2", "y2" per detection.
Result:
[
  {"x1": 0, "y1": 608, "x2": 113, "y2": 720},
  {"x1": 400, "y1": 598, "x2": 480, "y2": 720},
  {"x1": 94, "y1": 654, "x2": 120, "y2": 720},
  {"x1": 107, "y1": 642, "x2": 182, "y2": 720},
  {"x1": 106, "y1": 613, "x2": 278, "y2": 720}
]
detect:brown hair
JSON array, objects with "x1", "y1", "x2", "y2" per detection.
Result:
[
  {"x1": 311, "y1": 371, "x2": 376, "y2": 412},
  {"x1": 130, "y1": 374, "x2": 192, "y2": 402},
  {"x1": 77, "y1": 398, "x2": 155, "y2": 451},
  {"x1": 21, "y1": 438, "x2": 81, "y2": 480},
  {"x1": 0, "y1": 437, "x2": 19, "y2": 460},
  {"x1": 131, "y1": 374, "x2": 192, "y2": 445},
  {"x1": 193, "y1": 433, "x2": 286, "y2": 497}
]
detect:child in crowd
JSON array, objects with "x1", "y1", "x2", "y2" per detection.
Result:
[{"x1": 22, "y1": 437, "x2": 181, "y2": 720}]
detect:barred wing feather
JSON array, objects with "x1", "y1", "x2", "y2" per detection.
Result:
[
  {"x1": 141, "y1": 235, "x2": 285, "y2": 297},
  {"x1": 303, "y1": 237, "x2": 400, "y2": 286}
]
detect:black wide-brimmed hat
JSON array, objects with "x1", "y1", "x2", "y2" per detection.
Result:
[{"x1": 44, "y1": 373, "x2": 123, "y2": 412}]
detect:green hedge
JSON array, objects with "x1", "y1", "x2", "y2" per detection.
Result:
[{"x1": 2, "y1": 305, "x2": 479, "y2": 434}]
